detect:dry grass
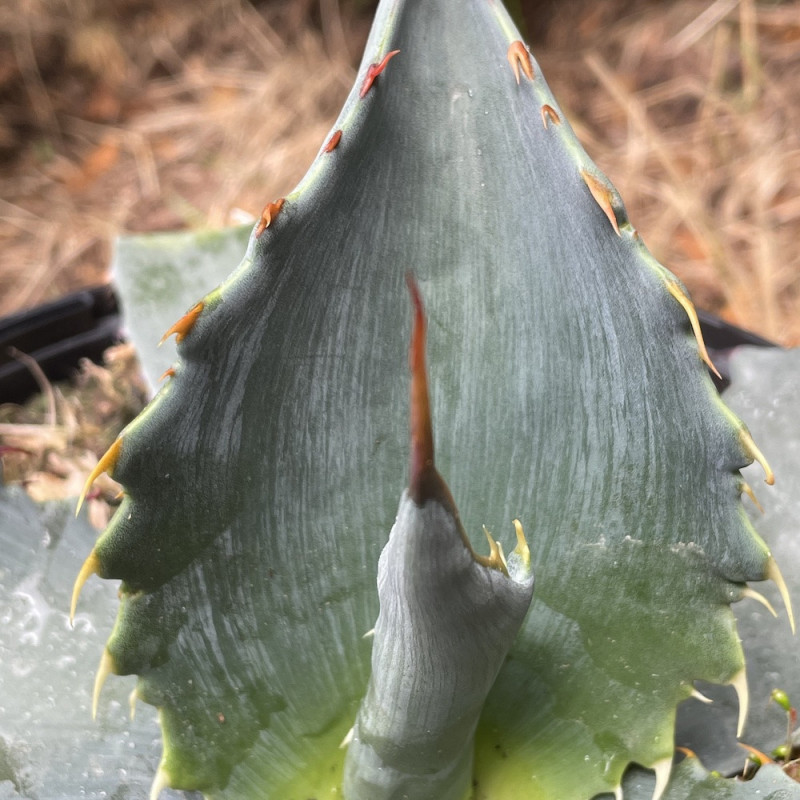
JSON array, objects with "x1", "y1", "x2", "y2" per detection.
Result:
[
  {"x1": 537, "y1": 0, "x2": 800, "y2": 343},
  {"x1": 0, "y1": 0, "x2": 368, "y2": 313},
  {"x1": 0, "y1": 0, "x2": 799, "y2": 504}
]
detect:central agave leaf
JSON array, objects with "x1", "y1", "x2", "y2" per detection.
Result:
[
  {"x1": 71, "y1": 0, "x2": 792, "y2": 797},
  {"x1": 343, "y1": 278, "x2": 534, "y2": 798}
]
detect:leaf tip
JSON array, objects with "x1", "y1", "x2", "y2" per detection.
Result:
[
  {"x1": 405, "y1": 273, "x2": 438, "y2": 505},
  {"x1": 129, "y1": 687, "x2": 138, "y2": 720}
]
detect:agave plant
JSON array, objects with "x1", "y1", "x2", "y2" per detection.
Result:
[{"x1": 67, "y1": 0, "x2": 797, "y2": 798}]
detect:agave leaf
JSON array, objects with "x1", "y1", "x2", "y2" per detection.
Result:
[
  {"x1": 0, "y1": 485, "x2": 185, "y2": 799},
  {"x1": 621, "y1": 757, "x2": 800, "y2": 800},
  {"x1": 676, "y1": 346, "x2": 800, "y2": 773},
  {"x1": 113, "y1": 226, "x2": 251, "y2": 392},
  {"x1": 76, "y1": 0, "x2": 788, "y2": 797}
]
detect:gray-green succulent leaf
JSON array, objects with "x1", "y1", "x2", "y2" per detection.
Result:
[
  {"x1": 70, "y1": 0, "x2": 795, "y2": 797},
  {"x1": 344, "y1": 491, "x2": 534, "y2": 800}
]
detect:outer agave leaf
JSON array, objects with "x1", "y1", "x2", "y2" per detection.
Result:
[
  {"x1": 676, "y1": 346, "x2": 800, "y2": 773},
  {"x1": 73, "y1": 0, "x2": 791, "y2": 797},
  {"x1": 113, "y1": 226, "x2": 251, "y2": 391},
  {"x1": 0, "y1": 485, "x2": 180, "y2": 799},
  {"x1": 621, "y1": 757, "x2": 800, "y2": 800}
]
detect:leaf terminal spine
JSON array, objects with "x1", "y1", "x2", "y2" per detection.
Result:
[
  {"x1": 359, "y1": 49, "x2": 400, "y2": 98},
  {"x1": 159, "y1": 301, "x2": 205, "y2": 346},
  {"x1": 77, "y1": 436, "x2": 123, "y2": 515},
  {"x1": 324, "y1": 129, "x2": 343, "y2": 152},
  {"x1": 507, "y1": 40, "x2": 534, "y2": 84},
  {"x1": 540, "y1": 104, "x2": 561, "y2": 128},
  {"x1": 405, "y1": 274, "x2": 526, "y2": 572},
  {"x1": 255, "y1": 198, "x2": 285, "y2": 238}
]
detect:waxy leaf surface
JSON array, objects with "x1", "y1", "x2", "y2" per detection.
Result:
[{"x1": 85, "y1": 0, "x2": 786, "y2": 797}]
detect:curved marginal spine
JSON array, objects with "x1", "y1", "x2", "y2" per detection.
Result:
[
  {"x1": 76, "y1": 436, "x2": 123, "y2": 515},
  {"x1": 255, "y1": 198, "x2": 285, "y2": 239},
  {"x1": 92, "y1": 648, "x2": 114, "y2": 720},
  {"x1": 507, "y1": 40, "x2": 534, "y2": 84},
  {"x1": 159, "y1": 302, "x2": 205, "y2": 346},
  {"x1": 766, "y1": 557, "x2": 795, "y2": 633},
  {"x1": 729, "y1": 666, "x2": 750, "y2": 738},
  {"x1": 359, "y1": 50, "x2": 401, "y2": 98},
  {"x1": 662, "y1": 280, "x2": 721, "y2": 380},
  {"x1": 70, "y1": 550, "x2": 101, "y2": 623}
]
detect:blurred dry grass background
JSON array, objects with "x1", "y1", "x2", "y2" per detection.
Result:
[
  {"x1": 1, "y1": 0, "x2": 798, "y2": 339},
  {"x1": 0, "y1": 0, "x2": 799, "y2": 505}
]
